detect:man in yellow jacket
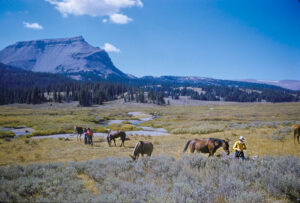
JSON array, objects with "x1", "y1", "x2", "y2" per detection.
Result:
[{"x1": 233, "y1": 136, "x2": 247, "y2": 160}]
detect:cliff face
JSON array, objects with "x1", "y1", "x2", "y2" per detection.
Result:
[{"x1": 0, "y1": 36, "x2": 129, "y2": 80}]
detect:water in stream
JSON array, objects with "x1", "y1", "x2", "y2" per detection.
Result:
[{"x1": 33, "y1": 112, "x2": 170, "y2": 139}]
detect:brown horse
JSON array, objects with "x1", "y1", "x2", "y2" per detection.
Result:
[
  {"x1": 183, "y1": 138, "x2": 230, "y2": 156},
  {"x1": 293, "y1": 124, "x2": 300, "y2": 144},
  {"x1": 107, "y1": 131, "x2": 126, "y2": 147},
  {"x1": 74, "y1": 126, "x2": 84, "y2": 141},
  {"x1": 129, "y1": 141, "x2": 153, "y2": 160}
]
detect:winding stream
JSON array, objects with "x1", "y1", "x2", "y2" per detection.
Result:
[
  {"x1": 33, "y1": 112, "x2": 170, "y2": 139},
  {"x1": 0, "y1": 127, "x2": 34, "y2": 137}
]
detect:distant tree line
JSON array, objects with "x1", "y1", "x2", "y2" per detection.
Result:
[
  {"x1": 0, "y1": 82, "x2": 128, "y2": 106},
  {"x1": 123, "y1": 87, "x2": 165, "y2": 105},
  {"x1": 1, "y1": 81, "x2": 299, "y2": 106},
  {"x1": 142, "y1": 84, "x2": 299, "y2": 103},
  {"x1": 1, "y1": 63, "x2": 299, "y2": 105}
]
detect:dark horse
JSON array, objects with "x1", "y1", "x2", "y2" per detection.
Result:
[
  {"x1": 183, "y1": 138, "x2": 230, "y2": 157},
  {"x1": 293, "y1": 124, "x2": 300, "y2": 144},
  {"x1": 74, "y1": 126, "x2": 84, "y2": 141},
  {"x1": 107, "y1": 131, "x2": 126, "y2": 147}
]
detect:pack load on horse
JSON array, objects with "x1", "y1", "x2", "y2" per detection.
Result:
[
  {"x1": 183, "y1": 138, "x2": 230, "y2": 157},
  {"x1": 74, "y1": 126, "x2": 83, "y2": 141},
  {"x1": 129, "y1": 141, "x2": 153, "y2": 160},
  {"x1": 233, "y1": 136, "x2": 247, "y2": 160},
  {"x1": 107, "y1": 130, "x2": 126, "y2": 147},
  {"x1": 293, "y1": 124, "x2": 300, "y2": 144}
]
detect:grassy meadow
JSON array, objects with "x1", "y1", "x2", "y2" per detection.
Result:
[
  {"x1": 0, "y1": 102, "x2": 299, "y2": 165},
  {"x1": 0, "y1": 102, "x2": 299, "y2": 202}
]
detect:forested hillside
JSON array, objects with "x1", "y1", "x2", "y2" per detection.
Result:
[{"x1": 0, "y1": 63, "x2": 299, "y2": 106}]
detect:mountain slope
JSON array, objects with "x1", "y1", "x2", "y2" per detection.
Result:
[
  {"x1": 240, "y1": 79, "x2": 300, "y2": 91},
  {"x1": 140, "y1": 75, "x2": 288, "y2": 91},
  {"x1": 0, "y1": 36, "x2": 129, "y2": 81},
  {"x1": 0, "y1": 63, "x2": 75, "y2": 89}
]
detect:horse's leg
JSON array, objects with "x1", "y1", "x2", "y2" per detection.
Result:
[
  {"x1": 113, "y1": 138, "x2": 116, "y2": 146},
  {"x1": 208, "y1": 147, "x2": 215, "y2": 157},
  {"x1": 209, "y1": 149, "x2": 216, "y2": 157},
  {"x1": 297, "y1": 129, "x2": 300, "y2": 144},
  {"x1": 190, "y1": 144, "x2": 195, "y2": 153},
  {"x1": 120, "y1": 139, "x2": 125, "y2": 147},
  {"x1": 294, "y1": 130, "x2": 297, "y2": 144}
]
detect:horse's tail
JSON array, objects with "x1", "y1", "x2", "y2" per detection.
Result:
[{"x1": 183, "y1": 140, "x2": 192, "y2": 152}]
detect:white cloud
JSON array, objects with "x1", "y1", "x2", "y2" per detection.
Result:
[
  {"x1": 46, "y1": 0, "x2": 142, "y2": 23},
  {"x1": 109, "y1": 13, "x2": 132, "y2": 24},
  {"x1": 102, "y1": 43, "x2": 121, "y2": 53},
  {"x1": 23, "y1": 22, "x2": 43, "y2": 30},
  {"x1": 102, "y1": 18, "x2": 108, "y2": 23}
]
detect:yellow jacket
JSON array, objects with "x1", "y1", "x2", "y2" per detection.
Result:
[{"x1": 233, "y1": 141, "x2": 246, "y2": 151}]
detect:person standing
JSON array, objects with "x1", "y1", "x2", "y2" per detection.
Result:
[
  {"x1": 83, "y1": 128, "x2": 88, "y2": 144},
  {"x1": 87, "y1": 128, "x2": 93, "y2": 146},
  {"x1": 233, "y1": 136, "x2": 247, "y2": 160}
]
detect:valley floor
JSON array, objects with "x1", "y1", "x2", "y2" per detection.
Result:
[
  {"x1": 0, "y1": 101, "x2": 299, "y2": 165},
  {"x1": 0, "y1": 101, "x2": 300, "y2": 202}
]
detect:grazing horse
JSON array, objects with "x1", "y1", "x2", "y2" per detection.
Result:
[
  {"x1": 74, "y1": 126, "x2": 84, "y2": 141},
  {"x1": 129, "y1": 141, "x2": 153, "y2": 160},
  {"x1": 293, "y1": 124, "x2": 300, "y2": 144},
  {"x1": 107, "y1": 131, "x2": 126, "y2": 147},
  {"x1": 183, "y1": 138, "x2": 230, "y2": 157}
]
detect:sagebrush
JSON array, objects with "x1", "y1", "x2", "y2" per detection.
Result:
[{"x1": 0, "y1": 155, "x2": 299, "y2": 202}]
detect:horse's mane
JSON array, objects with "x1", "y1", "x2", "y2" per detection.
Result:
[
  {"x1": 209, "y1": 138, "x2": 226, "y2": 143},
  {"x1": 133, "y1": 141, "x2": 142, "y2": 156}
]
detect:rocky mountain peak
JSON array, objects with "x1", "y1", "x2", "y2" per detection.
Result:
[{"x1": 0, "y1": 36, "x2": 129, "y2": 81}]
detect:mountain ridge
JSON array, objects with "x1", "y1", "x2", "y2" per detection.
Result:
[
  {"x1": 239, "y1": 79, "x2": 300, "y2": 91},
  {"x1": 0, "y1": 36, "x2": 299, "y2": 91},
  {"x1": 0, "y1": 36, "x2": 130, "y2": 81}
]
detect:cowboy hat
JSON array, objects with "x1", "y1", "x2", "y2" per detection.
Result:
[{"x1": 239, "y1": 136, "x2": 246, "y2": 141}]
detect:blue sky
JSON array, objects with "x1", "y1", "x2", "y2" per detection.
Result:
[{"x1": 0, "y1": 0, "x2": 300, "y2": 80}]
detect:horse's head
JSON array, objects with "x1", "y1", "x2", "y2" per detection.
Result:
[
  {"x1": 222, "y1": 139, "x2": 230, "y2": 155},
  {"x1": 130, "y1": 141, "x2": 142, "y2": 160},
  {"x1": 129, "y1": 154, "x2": 136, "y2": 161}
]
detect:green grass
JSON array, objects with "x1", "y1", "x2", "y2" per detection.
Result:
[
  {"x1": 0, "y1": 102, "x2": 299, "y2": 166},
  {"x1": 0, "y1": 130, "x2": 15, "y2": 138},
  {"x1": 107, "y1": 123, "x2": 142, "y2": 131}
]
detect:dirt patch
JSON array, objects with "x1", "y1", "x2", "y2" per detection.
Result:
[{"x1": 77, "y1": 173, "x2": 100, "y2": 195}]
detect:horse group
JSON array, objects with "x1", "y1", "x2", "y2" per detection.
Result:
[
  {"x1": 128, "y1": 138, "x2": 229, "y2": 160},
  {"x1": 73, "y1": 124, "x2": 300, "y2": 161},
  {"x1": 74, "y1": 125, "x2": 230, "y2": 160},
  {"x1": 74, "y1": 125, "x2": 127, "y2": 147}
]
